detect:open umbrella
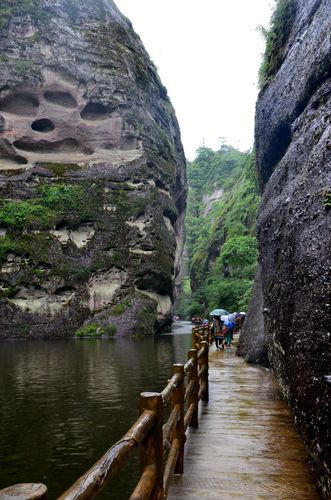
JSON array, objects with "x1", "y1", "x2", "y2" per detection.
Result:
[{"x1": 209, "y1": 308, "x2": 229, "y2": 317}]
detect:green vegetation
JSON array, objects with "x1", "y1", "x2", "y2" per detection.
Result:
[
  {"x1": 323, "y1": 188, "x2": 331, "y2": 210},
  {"x1": 0, "y1": 183, "x2": 98, "y2": 230},
  {"x1": 0, "y1": 233, "x2": 51, "y2": 265},
  {"x1": 176, "y1": 146, "x2": 260, "y2": 319},
  {"x1": 105, "y1": 324, "x2": 117, "y2": 336},
  {"x1": 111, "y1": 303, "x2": 126, "y2": 316},
  {"x1": 185, "y1": 145, "x2": 248, "y2": 261},
  {"x1": 74, "y1": 322, "x2": 117, "y2": 337},
  {"x1": 0, "y1": 200, "x2": 53, "y2": 230},
  {"x1": 219, "y1": 236, "x2": 258, "y2": 278},
  {"x1": 136, "y1": 301, "x2": 157, "y2": 336},
  {"x1": 258, "y1": 0, "x2": 297, "y2": 89},
  {"x1": 0, "y1": 180, "x2": 161, "y2": 285}
]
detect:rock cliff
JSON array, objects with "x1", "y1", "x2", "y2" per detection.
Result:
[
  {"x1": 236, "y1": 265, "x2": 268, "y2": 366},
  {"x1": 0, "y1": 0, "x2": 186, "y2": 337},
  {"x1": 239, "y1": 0, "x2": 330, "y2": 495}
]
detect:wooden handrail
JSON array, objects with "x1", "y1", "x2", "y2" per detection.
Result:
[
  {"x1": 183, "y1": 356, "x2": 194, "y2": 373},
  {"x1": 163, "y1": 438, "x2": 180, "y2": 497},
  {"x1": 171, "y1": 364, "x2": 185, "y2": 475},
  {"x1": 2, "y1": 326, "x2": 210, "y2": 500},
  {"x1": 197, "y1": 342, "x2": 208, "y2": 359},
  {"x1": 129, "y1": 465, "x2": 156, "y2": 500},
  {"x1": 161, "y1": 372, "x2": 181, "y2": 404},
  {"x1": 184, "y1": 403, "x2": 195, "y2": 431},
  {"x1": 134, "y1": 393, "x2": 164, "y2": 500},
  {"x1": 57, "y1": 409, "x2": 156, "y2": 500},
  {"x1": 163, "y1": 404, "x2": 180, "y2": 450},
  {"x1": 184, "y1": 378, "x2": 195, "y2": 402},
  {"x1": 187, "y1": 349, "x2": 199, "y2": 429}
]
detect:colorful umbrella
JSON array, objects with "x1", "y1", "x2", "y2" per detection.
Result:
[{"x1": 209, "y1": 308, "x2": 229, "y2": 317}]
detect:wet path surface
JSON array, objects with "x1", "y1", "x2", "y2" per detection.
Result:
[{"x1": 169, "y1": 345, "x2": 319, "y2": 499}]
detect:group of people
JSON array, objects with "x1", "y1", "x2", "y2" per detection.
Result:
[
  {"x1": 191, "y1": 316, "x2": 208, "y2": 325},
  {"x1": 191, "y1": 311, "x2": 246, "y2": 350},
  {"x1": 211, "y1": 312, "x2": 246, "y2": 350}
]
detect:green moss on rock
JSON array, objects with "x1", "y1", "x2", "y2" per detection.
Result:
[
  {"x1": 136, "y1": 301, "x2": 157, "y2": 336},
  {"x1": 0, "y1": 199, "x2": 55, "y2": 230},
  {"x1": 323, "y1": 188, "x2": 331, "y2": 210},
  {"x1": 0, "y1": 183, "x2": 103, "y2": 231},
  {"x1": 111, "y1": 303, "x2": 126, "y2": 315},
  {"x1": 0, "y1": 233, "x2": 52, "y2": 264},
  {"x1": 258, "y1": 0, "x2": 297, "y2": 89},
  {"x1": 74, "y1": 322, "x2": 116, "y2": 337}
]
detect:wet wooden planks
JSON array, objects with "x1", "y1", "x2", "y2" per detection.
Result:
[{"x1": 168, "y1": 347, "x2": 319, "y2": 499}]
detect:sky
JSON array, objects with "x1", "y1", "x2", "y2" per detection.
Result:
[{"x1": 114, "y1": 0, "x2": 275, "y2": 160}]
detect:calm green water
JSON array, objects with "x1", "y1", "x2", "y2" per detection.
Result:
[{"x1": 0, "y1": 321, "x2": 192, "y2": 499}]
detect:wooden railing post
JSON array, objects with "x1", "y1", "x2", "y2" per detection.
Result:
[
  {"x1": 188, "y1": 349, "x2": 199, "y2": 428},
  {"x1": 195, "y1": 327, "x2": 202, "y2": 351},
  {"x1": 138, "y1": 392, "x2": 164, "y2": 500},
  {"x1": 191, "y1": 326, "x2": 197, "y2": 349},
  {"x1": 0, "y1": 484, "x2": 47, "y2": 499},
  {"x1": 171, "y1": 364, "x2": 185, "y2": 474},
  {"x1": 202, "y1": 325, "x2": 207, "y2": 343},
  {"x1": 200, "y1": 341, "x2": 209, "y2": 402}
]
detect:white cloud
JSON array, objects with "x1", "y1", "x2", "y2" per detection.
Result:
[{"x1": 115, "y1": 0, "x2": 274, "y2": 159}]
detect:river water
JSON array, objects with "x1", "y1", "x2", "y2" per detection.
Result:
[{"x1": 0, "y1": 321, "x2": 192, "y2": 499}]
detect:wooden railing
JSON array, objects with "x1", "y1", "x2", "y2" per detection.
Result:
[{"x1": 0, "y1": 325, "x2": 211, "y2": 500}]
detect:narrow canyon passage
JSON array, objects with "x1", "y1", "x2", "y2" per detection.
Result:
[{"x1": 169, "y1": 346, "x2": 319, "y2": 499}]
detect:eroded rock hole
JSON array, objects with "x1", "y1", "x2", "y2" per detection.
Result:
[
  {"x1": 13, "y1": 137, "x2": 93, "y2": 155},
  {"x1": 0, "y1": 139, "x2": 28, "y2": 164},
  {"x1": 80, "y1": 102, "x2": 109, "y2": 120},
  {"x1": 155, "y1": 179, "x2": 167, "y2": 190},
  {"x1": 55, "y1": 220, "x2": 66, "y2": 230},
  {"x1": 0, "y1": 92, "x2": 39, "y2": 116},
  {"x1": 31, "y1": 118, "x2": 55, "y2": 133},
  {"x1": 13, "y1": 155, "x2": 28, "y2": 165},
  {"x1": 260, "y1": 122, "x2": 292, "y2": 186},
  {"x1": 54, "y1": 286, "x2": 76, "y2": 296},
  {"x1": 163, "y1": 208, "x2": 177, "y2": 224},
  {"x1": 135, "y1": 271, "x2": 173, "y2": 297},
  {"x1": 44, "y1": 91, "x2": 77, "y2": 108}
]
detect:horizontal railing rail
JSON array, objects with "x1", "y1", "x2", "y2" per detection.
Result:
[{"x1": 1, "y1": 324, "x2": 212, "y2": 500}]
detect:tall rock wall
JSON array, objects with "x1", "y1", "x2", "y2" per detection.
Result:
[
  {"x1": 0, "y1": 0, "x2": 186, "y2": 337},
  {"x1": 236, "y1": 265, "x2": 268, "y2": 366},
  {"x1": 244, "y1": 0, "x2": 330, "y2": 495}
]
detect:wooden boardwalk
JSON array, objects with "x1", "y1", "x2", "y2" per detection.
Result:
[{"x1": 168, "y1": 345, "x2": 319, "y2": 499}]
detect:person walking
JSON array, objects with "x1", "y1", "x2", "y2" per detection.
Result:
[
  {"x1": 224, "y1": 323, "x2": 232, "y2": 347},
  {"x1": 212, "y1": 316, "x2": 225, "y2": 349},
  {"x1": 224, "y1": 313, "x2": 236, "y2": 347}
]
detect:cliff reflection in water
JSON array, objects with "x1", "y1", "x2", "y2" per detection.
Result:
[{"x1": 0, "y1": 322, "x2": 192, "y2": 499}]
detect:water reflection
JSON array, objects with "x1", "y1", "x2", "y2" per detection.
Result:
[{"x1": 0, "y1": 322, "x2": 192, "y2": 499}]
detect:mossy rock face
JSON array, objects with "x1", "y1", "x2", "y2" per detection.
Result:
[
  {"x1": 89, "y1": 292, "x2": 158, "y2": 338},
  {"x1": 74, "y1": 322, "x2": 116, "y2": 337},
  {"x1": 253, "y1": 0, "x2": 331, "y2": 495},
  {"x1": 0, "y1": 0, "x2": 186, "y2": 338}
]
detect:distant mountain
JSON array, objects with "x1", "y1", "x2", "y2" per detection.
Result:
[{"x1": 177, "y1": 145, "x2": 260, "y2": 318}]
